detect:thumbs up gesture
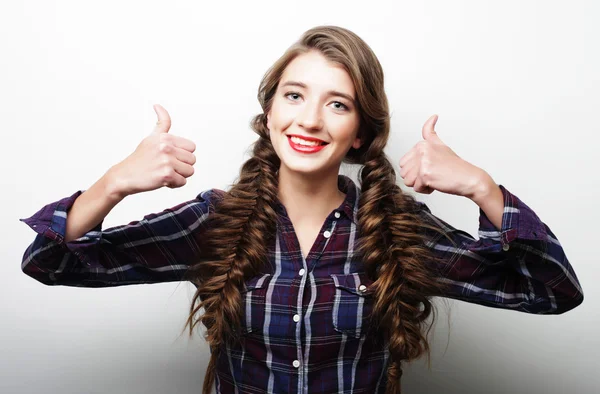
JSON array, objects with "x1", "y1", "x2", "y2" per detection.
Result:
[
  {"x1": 399, "y1": 115, "x2": 486, "y2": 198},
  {"x1": 107, "y1": 104, "x2": 197, "y2": 198}
]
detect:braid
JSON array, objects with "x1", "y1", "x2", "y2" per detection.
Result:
[
  {"x1": 357, "y1": 153, "x2": 450, "y2": 394},
  {"x1": 182, "y1": 114, "x2": 280, "y2": 394}
]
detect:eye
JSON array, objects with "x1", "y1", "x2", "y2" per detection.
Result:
[
  {"x1": 285, "y1": 91, "x2": 302, "y2": 101},
  {"x1": 330, "y1": 101, "x2": 349, "y2": 111}
]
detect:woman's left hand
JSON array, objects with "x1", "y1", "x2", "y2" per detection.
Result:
[{"x1": 398, "y1": 115, "x2": 486, "y2": 198}]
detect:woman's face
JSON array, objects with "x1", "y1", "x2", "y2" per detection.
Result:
[{"x1": 267, "y1": 51, "x2": 362, "y2": 179}]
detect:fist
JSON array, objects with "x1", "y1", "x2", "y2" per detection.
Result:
[
  {"x1": 399, "y1": 115, "x2": 483, "y2": 197},
  {"x1": 108, "y1": 104, "x2": 197, "y2": 198}
]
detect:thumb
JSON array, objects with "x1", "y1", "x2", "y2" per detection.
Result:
[
  {"x1": 421, "y1": 114, "x2": 440, "y2": 141},
  {"x1": 153, "y1": 104, "x2": 171, "y2": 134}
]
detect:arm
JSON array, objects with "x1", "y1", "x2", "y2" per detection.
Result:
[
  {"x1": 419, "y1": 184, "x2": 583, "y2": 314},
  {"x1": 19, "y1": 183, "x2": 222, "y2": 287},
  {"x1": 63, "y1": 167, "x2": 126, "y2": 243},
  {"x1": 19, "y1": 104, "x2": 214, "y2": 287},
  {"x1": 398, "y1": 115, "x2": 583, "y2": 314}
]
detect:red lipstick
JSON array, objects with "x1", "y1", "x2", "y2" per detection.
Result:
[{"x1": 286, "y1": 135, "x2": 328, "y2": 154}]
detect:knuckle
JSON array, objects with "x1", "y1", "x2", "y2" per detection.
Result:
[
  {"x1": 158, "y1": 142, "x2": 172, "y2": 153},
  {"x1": 160, "y1": 155, "x2": 171, "y2": 167},
  {"x1": 162, "y1": 167, "x2": 176, "y2": 180}
]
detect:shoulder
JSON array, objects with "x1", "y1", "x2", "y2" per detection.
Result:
[
  {"x1": 193, "y1": 188, "x2": 228, "y2": 214},
  {"x1": 196, "y1": 188, "x2": 227, "y2": 202}
]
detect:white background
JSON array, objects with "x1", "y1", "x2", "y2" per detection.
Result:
[{"x1": 2, "y1": 1, "x2": 598, "y2": 393}]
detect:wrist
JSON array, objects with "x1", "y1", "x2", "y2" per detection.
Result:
[
  {"x1": 467, "y1": 169, "x2": 496, "y2": 205},
  {"x1": 103, "y1": 166, "x2": 129, "y2": 203}
]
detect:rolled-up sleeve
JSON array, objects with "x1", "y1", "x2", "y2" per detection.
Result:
[
  {"x1": 420, "y1": 185, "x2": 583, "y2": 314},
  {"x1": 19, "y1": 189, "x2": 223, "y2": 287}
]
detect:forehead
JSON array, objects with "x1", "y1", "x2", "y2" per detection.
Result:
[{"x1": 280, "y1": 51, "x2": 355, "y2": 95}]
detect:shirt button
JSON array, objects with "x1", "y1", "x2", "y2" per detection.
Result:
[
  {"x1": 299, "y1": 268, "x2": 306, "y2": 276},
  {"x1": 323, "y1": 230, "x2": 332, "y2": 238},
  {"x1": 293, "y1": 360, "x2": 300, "y2": 368},
  {"x1": 293, "y1": 314, "x2": 300, "y2": 322},
  {"x1": 502, "y1": 243, "x2": 510, "y2": 251},
  {"x1": 334, "y1": 212, "x2": 341, "y2": 219},
  {"x1": 358, "y1": 284, "x2": 367, "y2": 293}
]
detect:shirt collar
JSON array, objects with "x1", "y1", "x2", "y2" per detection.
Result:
[
  {"x1": 337, "y1": 174, "x2": 359, "y2": 222},
  {"x1": 273, "y1": 175, "x2": 359, "y2": 223}
]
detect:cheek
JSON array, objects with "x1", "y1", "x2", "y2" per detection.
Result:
[
  {"x1": 269, "y1": 101, "x2": 295, "y2": 131},
  {"x1": 331, "y1": 116, "x2": 360, "y2": 141}
]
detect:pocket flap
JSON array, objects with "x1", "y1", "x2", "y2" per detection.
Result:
[
  {"x1": 330, "y1": 272, "x2": 374, "y2": 296},
  {"x1": 242, "y1": 273, "x2": 271, "y2": 293}
]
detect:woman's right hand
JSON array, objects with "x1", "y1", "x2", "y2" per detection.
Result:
[{"x1": 106, "y1": 104, "x2": 197, "y2": 199}]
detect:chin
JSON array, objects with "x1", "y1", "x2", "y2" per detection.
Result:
[
  {"x1": 281, "y1": 158, "x2": 336, "y2": 177},
  {"x1": 283, "y1": 163, "x2": 323, "y2": 175}
]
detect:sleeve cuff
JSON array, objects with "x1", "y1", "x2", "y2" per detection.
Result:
[
  {"x1": 19, "y1": 190, "x2": 105, "y2": 267},
  {"x1": 477, "y1": 184, "x2": 548, "y2": 249}
]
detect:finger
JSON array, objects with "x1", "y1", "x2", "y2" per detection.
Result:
[
  {"x1": 165, "y1": 172, "x2": 187, "y2": 189},
  {"x1": 402, "y1": 165, "x2": 419, "y2": 187},
  {"x1": 414, "y1": 176, "x2": 434, "y2": 194},
  {"x1": 421, "y1": 114, "x2": 439, "y2": 141},
  {"x1": 399, "y1": 147, "x2": 418, "y2": 168},
  {"x1": 399, "y1": 160, "x2": 416, "y2": 179},
  {"x1": 171, "y1": 135, "x2": 196, "y2": 153},
  {"x1": 172, "y1": 158, "x2": 195, "y2": 178},
  {"x1": 173, "y1": 146, "x2": 197, "y2": 166},
  {"x1": 414, "y1": 174, "x2": 427, "y2": 192},
  {"x1": 162, "y1": 167, "x2": 187, "y2": 188},
  {"x1": 153, "y1": 104, "x2": 172, "y2": 134}
]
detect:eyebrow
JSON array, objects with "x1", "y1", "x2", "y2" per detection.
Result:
[{"x1": 280, "y1": 80, "x2": 356, "y2": 103}]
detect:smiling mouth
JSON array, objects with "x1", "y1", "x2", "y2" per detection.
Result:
[
  {"x1": 286, "y1": 135, "x2": 328, "y2": 154},
  {"x1": 286, "y1": 135, "x2": 329, "y2": 146}
]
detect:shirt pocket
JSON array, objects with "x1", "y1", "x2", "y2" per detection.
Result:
[
  {"x1": 240, "y1": 273, "x2": 272, "y2": 335},
  {"x1": 330, "y1": 272, "x2": 375, "y2": 338}
]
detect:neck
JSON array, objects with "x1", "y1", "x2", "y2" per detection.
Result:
[{"x1": 277, "y1": 166, "x2": 345, "y2": 222}]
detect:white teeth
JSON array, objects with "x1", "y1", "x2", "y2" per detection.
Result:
[{"x1": 290, "y1": 136, "x2": 323, "y2": 146}]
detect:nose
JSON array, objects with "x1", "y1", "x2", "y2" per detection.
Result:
[{"x1": 297, "y1": 101, "x2": 323, "y2": 131}]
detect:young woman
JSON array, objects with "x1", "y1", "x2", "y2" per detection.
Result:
[{"x1": 20, "y1": 26, "x2": 583, "y2": 394}]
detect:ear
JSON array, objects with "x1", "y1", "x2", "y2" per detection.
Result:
[
  {"x1": 352, "y1": 126, "x2": 364, "y2": 149},
  {"x1": 266, "y1": 112, "x2": 271, "y2": 131}
]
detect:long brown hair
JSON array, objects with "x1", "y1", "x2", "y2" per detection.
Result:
[{"x1": 182, "y1": 25, "x2": 452, "y2": 394}]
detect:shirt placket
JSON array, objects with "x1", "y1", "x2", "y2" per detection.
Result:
[{"x1": 292, "y1": 215, "x2": 339, "y2": 394}]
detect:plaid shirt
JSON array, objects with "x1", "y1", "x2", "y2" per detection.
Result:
[{"x1": 20, "y1": 175, "x2": 583, "y2": 393}]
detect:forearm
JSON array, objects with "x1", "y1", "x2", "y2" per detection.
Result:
[
  {"x1": 64, "y1": 168, "x2": 125, "y2": 242},
  {"x1": 467, "y1": 170, "x2": 504, "y2": 231}
]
